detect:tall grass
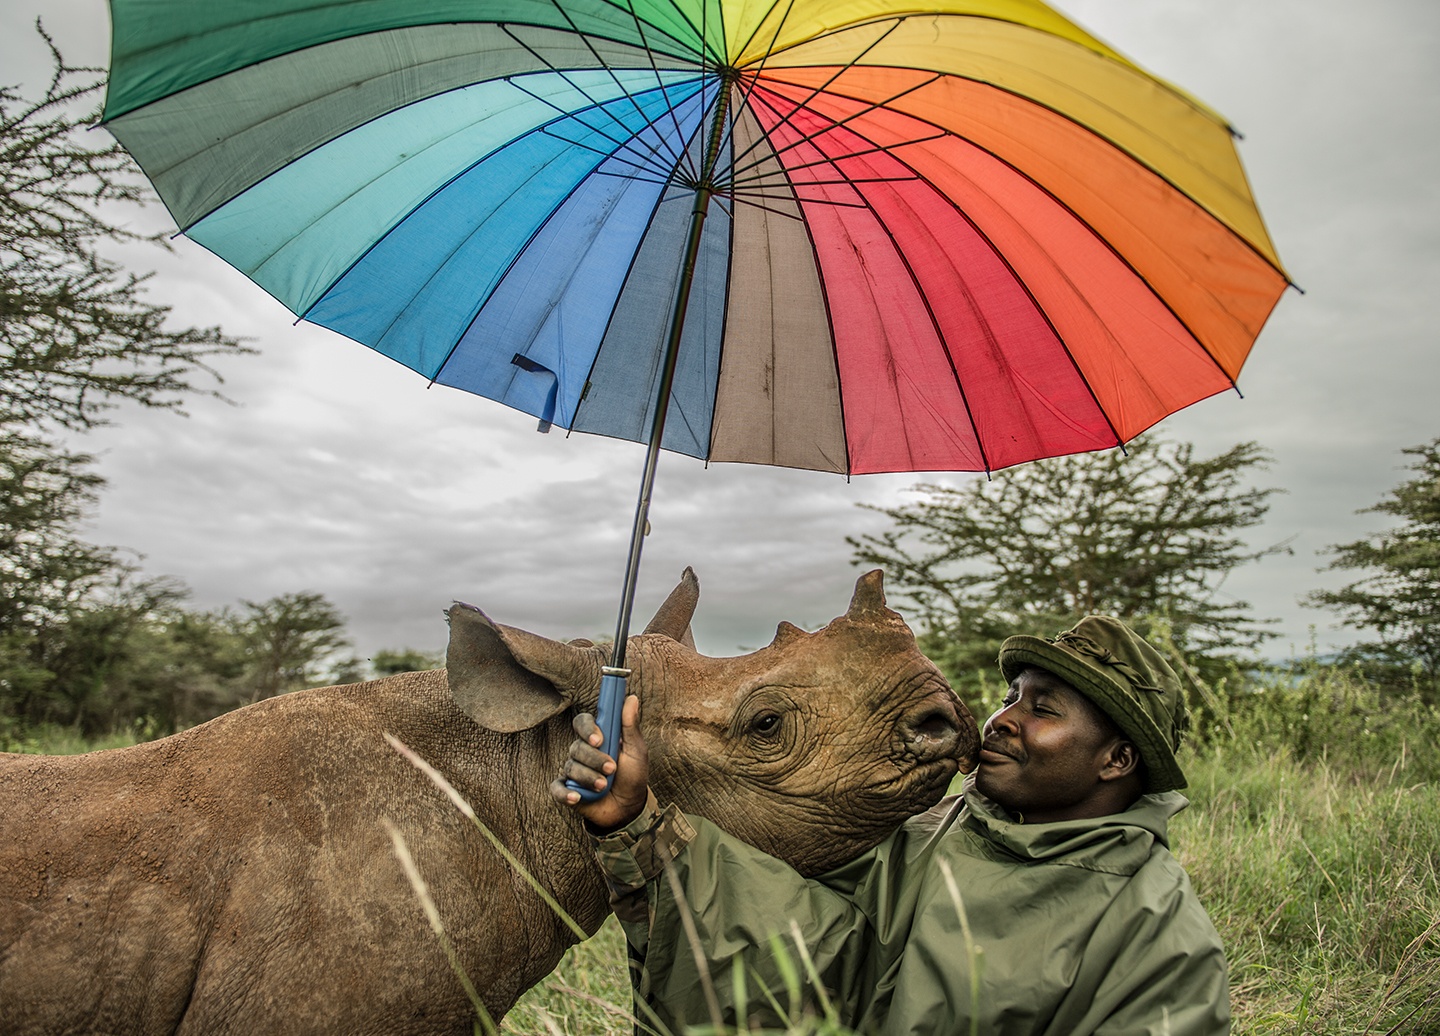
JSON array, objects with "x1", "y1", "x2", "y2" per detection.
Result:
[
  {"x1": 1179, "y1": 744, "x2": 1440, "y2": 1032},
  {"x1": 1175, "y1": 663, "x2": 1440, "y2": 1033}
]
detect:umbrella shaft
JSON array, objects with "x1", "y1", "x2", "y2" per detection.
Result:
[
  {"x1": 610, "y1": 187, "x2": 712, "y2": 669},
  {"x1": 610, "y1": 80, "x2": 732, "y2": 669}
]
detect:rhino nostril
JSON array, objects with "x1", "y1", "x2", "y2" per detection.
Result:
[
  {"x1": 901, "y1": 706, "x2": 961, "y2": 756},
  {"x1": 911, "y1": 713, "x2": 955, "y2": 741}
]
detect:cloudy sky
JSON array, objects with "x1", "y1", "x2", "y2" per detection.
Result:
[{"x1": 3, "y1": 0, "x2": 1436, "y2": 666}]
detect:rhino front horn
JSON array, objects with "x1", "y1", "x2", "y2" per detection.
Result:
[
  {"x1": 643, "y1": 567, "x2": 699, "y2": 648},
  {"x1": 847, "y1": 569, "x2": 889, "y2": 619}
]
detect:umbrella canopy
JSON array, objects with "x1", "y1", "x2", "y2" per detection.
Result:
[{"x1": 101, "y1": 0, "x2": 1288, "y2": 480}]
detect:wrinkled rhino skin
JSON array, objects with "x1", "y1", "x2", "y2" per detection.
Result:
[{"x1": 0, "y1": 569, "x2": 976, "y2": 1035}]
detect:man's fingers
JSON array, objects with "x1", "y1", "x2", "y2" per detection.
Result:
[
  {"x1": 618, "y1": 693, "x2": 647, "y2": 766},
  {"x1": 572, "y1": 711, "x2": 603, "y2": 747},
  {"x1": 621, "y1": 693, "x2": 641, "y2": 734},
  {"x1": 560, "y1": 758, "x2": 608, "y2": 791},
  {"x1": 566, "y1": 736, "x2": 616, "y2": 775},
  {"x1": 548, "y1": 777, "x2": 581, "y2": 806}
]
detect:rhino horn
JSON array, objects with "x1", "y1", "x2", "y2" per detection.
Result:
[
  {"x1": 847, "y1": 570, "x2": 914, "y2": 634},
  {"x1": 642, "y1": 567, "x2": 699, "y2": 649},
  {"x1": 847, "y1": 569, "x2": 890, "y2": 618},
  {"x1": 445, "y1": 603, "x2": 601, "y2": 733},
  {"x1": 771, "y1": 620, "x2": 809, "y2": 646}
]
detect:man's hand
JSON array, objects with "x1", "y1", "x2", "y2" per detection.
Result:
[{"x1": 549, "y1": 693, "x2": 650, "y2": 833}]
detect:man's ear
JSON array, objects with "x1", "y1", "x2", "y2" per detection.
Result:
[{"x1": 1098, "y1": 738, "x2": 1142, "y2": 783}]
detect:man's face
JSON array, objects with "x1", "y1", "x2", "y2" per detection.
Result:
[{"x1": 974, "y1": 666, "x2": 1129, "y2": 824}]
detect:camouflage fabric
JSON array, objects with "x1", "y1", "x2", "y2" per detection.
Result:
[
  {"x1": 592, "y1": 791, "x2": 697, "y2": 926},
  {"x1": 592, "y1": 775, "x2": 1229, "y2": 1035}
]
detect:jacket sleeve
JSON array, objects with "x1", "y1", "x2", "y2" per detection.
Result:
[{"x1": 593, "y1": 799, "x2": 879, "y2": 1034}]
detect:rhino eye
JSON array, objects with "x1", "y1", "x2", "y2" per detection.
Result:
[{"x1": 751, "y1": 712, "x2": 782, "y2": 736}]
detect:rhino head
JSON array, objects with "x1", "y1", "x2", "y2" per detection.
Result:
[{"x1": 447, "y1": 569, "x2": 978, "y2": 875}]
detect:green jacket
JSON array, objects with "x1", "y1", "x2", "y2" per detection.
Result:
[{"x1": 595, "y1": 776, "x2": 1229, "y2": 1035}]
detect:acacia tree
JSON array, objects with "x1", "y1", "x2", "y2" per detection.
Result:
[
  {"x1": 239, "y1": 592, "x2": 351, "y2": 701},
  {"x1": 850, "y1": 436, "x2": 1289, "y2": 688},
  {"x1": 0, "y1": 434, "x2": 119, "y2": 721},
  {"x1": 1, "y1": 28, "x2": 249, "y2": 729},
  {"x1": 1307, "y1": 438, "x2": 1440, "y2": 699},
  {"x1": 371, "y1": 648, "x2": 443, "y2": 676},
  {"x1": 1, "y1": 26, "x2": 246, "y2": 433}
]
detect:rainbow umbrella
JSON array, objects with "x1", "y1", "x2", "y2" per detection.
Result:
[{"x1": 101, "y1": 0, "x2": 1287, "y2": 779}]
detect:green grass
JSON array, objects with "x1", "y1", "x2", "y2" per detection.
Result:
[
  {"x1": 502, "y1": 918, "x2": 633, "y2": 1035},
  {"x1": 0, "y1": 720, "x2": 147, "y2": 755},
  {"x1": 1177, "y1": 744, "x2": 1440, "y2": 1032},
  {"x1": 503, "y1": 748, "x2": 1440, "y2": 1035}
]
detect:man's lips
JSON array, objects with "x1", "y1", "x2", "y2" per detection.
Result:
[{"x1": 979, "y1": 742, "x2": 1019, "y2": 764}]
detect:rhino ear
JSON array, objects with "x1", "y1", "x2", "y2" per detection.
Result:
[
  {"x1": 642, "y1": 566, "x2": 699, "y2": 649},
  {"x1": 445, "y1": 603, "x2": 600, "y2": 733}
]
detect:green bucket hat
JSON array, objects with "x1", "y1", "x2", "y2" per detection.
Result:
[{"x1": 997, "y1": 616, "x2": 1190, "y2": 792}]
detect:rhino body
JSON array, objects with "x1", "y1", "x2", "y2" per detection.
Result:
[{"x1": 0, "y1": 570, "x2": 976, "y2": 1035}]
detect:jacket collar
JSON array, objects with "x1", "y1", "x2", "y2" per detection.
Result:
[{"x1": 960, "y1": 773, "x2": 1189, "y2": 872}]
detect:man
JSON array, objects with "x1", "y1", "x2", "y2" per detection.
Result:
[{"x1": 552, "y1": 616, "x2": 1230, "y2": 1035}]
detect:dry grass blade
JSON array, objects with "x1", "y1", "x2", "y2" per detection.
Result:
[
  {"x1": 385, "y1": 732, "x2": 588, "y2": 940},
  {"x1": 382, "y1": 817, "x2": 499, "y2": 1036},
  {"x1": 787, "y1": 919, "x2": 839, "y2": 1026},
  {"x1": 937, "y1": 858, "x2": 983, "y2": 1036}
]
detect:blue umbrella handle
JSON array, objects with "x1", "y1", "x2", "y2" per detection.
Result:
[{"x1": 565, "y1": 669, "x2": 628, "y2": 802}]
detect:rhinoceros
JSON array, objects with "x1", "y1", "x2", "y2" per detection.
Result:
[{"x1": 0, "y1": 569, "x2": 976, "y2": 1035}]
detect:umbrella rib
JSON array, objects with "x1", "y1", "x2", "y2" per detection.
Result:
[
  {"x1": 726, "y1": 71, "x2": 942, "y2": 187},
  {"x1": 739, "y1": 173, "x2": 921, "y2": 190},
  {"x1": 757, "y1": 87, "x2": 1131, "y2": 454},
  {"x1": 728, "y1": 133, "x2": 946, "y2": 188},
  {"x1": 650, "y1": 0, "x2": 726, "y2": 68},
  {"x1": 714, "y1": 0, "x2": 800, "y2": 161},
  {"x1": 703, "y1": 175, "x2": 740, "y2": 466},
  {"x1": 592, "y1": 168, "x2": 679, "y2": 187},
  {"x1": 535, "y1": 123, "x2": 675, "y2": 180},
  {"x1": 722, "y1": 195, "x2": 803, "y2": 222},
  {"x1": 567, "y1": 116, "x2": 714, "y2": 432},
  {"x1": 815, "y1": 117, "x2": 1127, "y2": 452},
  {"x1": 747, "y1": 88, "x2": 992, "y2": 473},
  {"x1": 731, "y1": 94, "x2": 855, "y2": 475},
  {"x1": 756, "y1": 14, "x2": 1288, "y2": 283},
  {"x1": 503, "y1": 74, "x2": 678, "y2": 184},
  {"x1": 531, "y1": 6, "x2": 689, "y2": 174},
  {"x1": 730, "y1": 0, "x2": 796, "y2": 71},
  {"x1": 726, "y1": 18, "x2": 904, "y2": 177},
  {"x1": 620, "y1": 0, "x2": 704, "y2": 183},
  {"x1": 727, "y1": 192, "x2": 873, "y2": 209},
  {"x1": 299, "y1": 86, "x2": 681, "y2": 365},
  {"x1": 502, "y1": 25, "x2": 681, "y2": 182},
  {"x1": 700, "y1": 0, "x2": 711, "y2": 76},
  {"x1": 424, "y1": 146, "x2": 649, "y2": 396}
]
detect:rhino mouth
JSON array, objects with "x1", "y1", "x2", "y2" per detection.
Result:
[{"x1": 868, "y1": 754, "x2": 960, "y2": 814}]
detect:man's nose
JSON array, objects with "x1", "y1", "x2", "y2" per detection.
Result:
[{"x1": 987, "y1": 702, "x2": 1020, "y2": 735}]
